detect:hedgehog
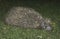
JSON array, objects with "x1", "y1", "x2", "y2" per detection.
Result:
[{"x1": 4, "y1": 7, "x2": 52, "y2": 31}]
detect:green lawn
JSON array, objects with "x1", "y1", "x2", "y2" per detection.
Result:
[{"x1": 0, "y1": 0, "x2": 60, "y2": 39}]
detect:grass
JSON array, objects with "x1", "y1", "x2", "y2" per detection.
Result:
[{"x1": 0, "y1": 0, "x2": 60, "y2": 39}]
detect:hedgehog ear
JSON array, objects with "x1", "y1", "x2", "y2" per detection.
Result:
[{"x1": 45, "y1": 18, "x2": 51, "y2": 23}]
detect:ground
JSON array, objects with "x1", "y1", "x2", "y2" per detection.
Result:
[{"x1": 0, "y1": 0, "x2": 60, "y2": 39}]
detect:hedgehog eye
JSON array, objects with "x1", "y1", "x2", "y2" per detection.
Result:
[{"x1": 44, "y1": 23, "x2": 48, "y2": 28}]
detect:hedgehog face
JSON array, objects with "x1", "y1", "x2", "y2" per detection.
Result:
[
  {"x1": 43, "y1": 23, "x2": 52, "y2": 31},
  {"x1": 40, "y1": 18, "x2": 52, "y2": 31}
]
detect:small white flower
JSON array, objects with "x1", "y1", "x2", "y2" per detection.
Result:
[{"x1": 37, "y1": 36, "x2": 42, "y2": 38}]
